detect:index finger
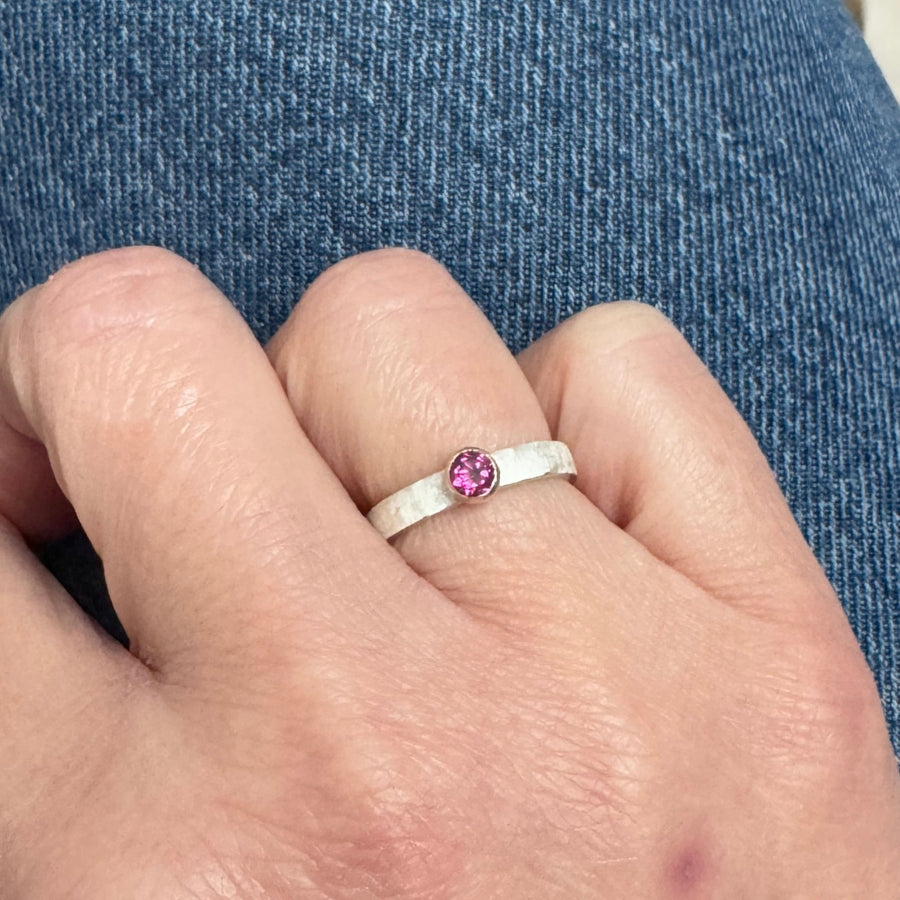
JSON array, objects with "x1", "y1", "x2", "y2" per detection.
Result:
[{"x1": 0, "y1": 246, "x2": 422, "y2": 680}]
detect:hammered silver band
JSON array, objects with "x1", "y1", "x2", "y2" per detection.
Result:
[{"x1": 366, "y1": 440, "x2": 577, "y2": 540}]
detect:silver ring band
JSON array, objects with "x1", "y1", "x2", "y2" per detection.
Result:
[{"x1": 366, "y1": 440, "x2": 577, "y2": 540}]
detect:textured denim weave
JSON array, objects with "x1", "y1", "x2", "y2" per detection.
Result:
[{"x1": 1, "y1": 0, "x2": 898, "y2": 755}]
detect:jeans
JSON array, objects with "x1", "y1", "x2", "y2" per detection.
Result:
[{"x1": 1, "y1": 0, "x2": 898, "y2": 758}]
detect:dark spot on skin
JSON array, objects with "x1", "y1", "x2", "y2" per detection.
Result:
[{"x1": 667, "y1": 842, "x2": 709, "y2": 893}]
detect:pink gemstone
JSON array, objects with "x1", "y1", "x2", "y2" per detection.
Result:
[{"x1": 448, "y1": 448, "x2": 497, "y2": 498}]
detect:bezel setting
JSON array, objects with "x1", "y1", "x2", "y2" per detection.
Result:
[{"x1": 445, "y1": 447, "x2": 500, "y2": 502}]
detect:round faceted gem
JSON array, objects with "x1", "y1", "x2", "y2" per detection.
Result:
[{"x1": 448, "y1": 448, "x2": 498, "y2": 499}]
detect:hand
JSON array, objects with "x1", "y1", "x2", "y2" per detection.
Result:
[{"x1": 0, "y1": 246, "x2": 897, "y2": 898}]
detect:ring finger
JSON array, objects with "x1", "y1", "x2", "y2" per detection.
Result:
[{"x1": 264, "y1": 248, "x2": 699, "y2": 646}]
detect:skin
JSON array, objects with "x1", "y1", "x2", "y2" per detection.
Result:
[{"x1": 0, "y1": 244, "x2": 897, "y2": 899}]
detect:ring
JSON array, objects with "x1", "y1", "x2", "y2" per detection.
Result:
[{"x1": 366, "y1": 440, "x2": 577, "y2": 540}]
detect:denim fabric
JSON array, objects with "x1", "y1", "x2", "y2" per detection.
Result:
[{"x1": 1, "y1": 0, "x2": 898, "y2": 756}]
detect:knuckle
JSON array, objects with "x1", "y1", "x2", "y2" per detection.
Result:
[
  {"x1": 325, "y1": 792, "x2": 463, "y2": 897},
  {"x1": 322, "y1": 246, "x2": 448, "y2": 288},
  {"x1": 748, "y1": 635, "x2": 891, "y2": 782},
  {"x1": 300, "y1": 247, "x2": 455, "y2": 323},
  {"x1": 527, "y1": 301, "x2": 690, "y2": 419},
  {"x1": 554, "y1": 300, "x2": 683, "y2": 366},
  {"x1": 809, "y1": 647, "x2": 892, "y2": 765},
  {"x1": 271, "y1": 248, "x2": 461, "y2": 377},
  {"x1": 537, "y1": 301, "x2": 706, "y2": 418},
  {"x1": 21, "y1": 245, "x2": 214, "y2": 354}
]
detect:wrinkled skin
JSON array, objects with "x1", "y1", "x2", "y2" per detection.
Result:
[{"x1": 0, "y1": 246, "x2": 897, "y2": 899}]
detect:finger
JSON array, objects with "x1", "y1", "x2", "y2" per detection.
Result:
[
  {"x1": 0, "y1": 514, "x2": 138, "y2": 814},
  {"x1": 265, "y1": 249, "x2": 700, "y2": 641},
  {"x1": 516, "y1": 301, "x2": 840, "y2": 620},
  {"x1": 0, "y1": 414, "x2": 79, "y2": 544},
  {"x1": 0, "y1": 246, "x2": 420, "y2": 679}
]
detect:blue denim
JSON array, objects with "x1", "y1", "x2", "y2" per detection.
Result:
[{"x1": 1, "y1": 0, "x2": 898, "y2": 756}]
